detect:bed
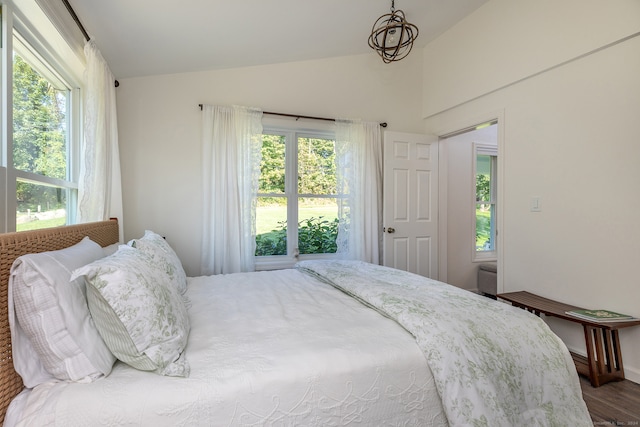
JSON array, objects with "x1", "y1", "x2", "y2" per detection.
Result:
[{"x1": 0, "y1": 220, "x2": 592, "y2": 426}]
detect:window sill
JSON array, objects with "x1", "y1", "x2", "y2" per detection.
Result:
[
  {"x1": 255, "y1": 253, "x2": 340, "y2": 271},
  {"x1": 473, "y1": 251, "x2": 497, "y2": 263}
]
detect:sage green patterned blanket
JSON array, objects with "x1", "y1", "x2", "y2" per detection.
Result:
[{"x1": 296, "y1": 260, "x2": 591, "y2": 427}]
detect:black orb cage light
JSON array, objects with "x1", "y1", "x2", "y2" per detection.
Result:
[{"x1": 368, "y1": 0, "x2": 419, "y2": 63}]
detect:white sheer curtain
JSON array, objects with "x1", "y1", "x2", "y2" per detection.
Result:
[
  {"x1": 335, "y1": 120, "x2": 383, "y2": 263},
  {"x1": 201, "y1": 105, "x2": 263, "y2": 275},
  {"x1": 77, "y1": 41, "x2": 124, "y2": 241}
]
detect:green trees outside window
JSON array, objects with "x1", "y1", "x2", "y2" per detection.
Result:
[
  {"x1": 256, "y1": 133, "x2": 341, "y2": 257},
  {"x1": 13, "y1": 53, "x2": 70, "y2": 231},
  {"x1": 475, "y1": 151, "x2": 496, "y2": 253}
]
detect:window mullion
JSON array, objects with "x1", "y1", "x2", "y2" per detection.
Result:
[
  {"x1": 2, "y1": 6, "x2": 15, "y2": 232},
  {"x1": 14, "y1": 170, "x2": 76, "y2": 188},
  {"x1": 285, "y1": 131, "x2": 298, "y2": 259}
]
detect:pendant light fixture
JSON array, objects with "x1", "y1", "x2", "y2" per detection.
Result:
[{"x1": 368, "y1": 0, "x2": 419, "y2": 63}]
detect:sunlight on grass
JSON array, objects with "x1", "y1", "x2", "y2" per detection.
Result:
[
  {"x1": 17, "y1": 217, "x2": 66, "y2": 232},
  {"x1": 256, "y1": 205, "x2": 338, "y2": 234}
]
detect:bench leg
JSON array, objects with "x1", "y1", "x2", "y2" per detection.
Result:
[{"x1": 583, "y1": 325, "x2": 625, "y2": 387}]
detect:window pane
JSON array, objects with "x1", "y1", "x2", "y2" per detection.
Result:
[
  {"x1": 298, "y1": 137, "x2": 336, "y2": 195},
  {"x1": 259, "y1": 134, "x2": 285, "y2": 194},
  {"x1": 13, "y1": 53, "x2": 68, "y2": 179},
  {"x1": 476, "y1": 154, "x2": 491, "y2": 203},
  {"x1": 255, "y1": 196, "x2": 287, "y2": 256},
  {"x1": 476, "y1": 203, "x2": 494, "y2": 251},
  {"x1": 298, "y1": 197, "x2": 338, "y2": 255},
  {"x1": 475, "y1": 152, "x2": 496, "y2": 253},
  {"x1": 16, "y1": 179, "x2": 67, "y2": 231}
]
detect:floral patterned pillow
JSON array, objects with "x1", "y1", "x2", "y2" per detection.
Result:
[
  {"x1": 129, "y1": 230, "x2": 187, "y2": 294},
  {"x1": 72, "y1": 245, "x2": 190, "y2": 377}
]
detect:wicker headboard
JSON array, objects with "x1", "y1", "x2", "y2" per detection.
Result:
[{"x1": 0, "y1": 219, "x2": 119, "y2": 423}]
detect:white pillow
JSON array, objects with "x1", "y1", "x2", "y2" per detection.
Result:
[
  {"x1": 72, "y1": 245, "x2": 190, "y2": 377},
  {"x1": 129, "y1": 230, "x2": 187, "y2": 294},
  {"x1": 9, "y1": 237, "x2": 116, "y2": 387},
  {"x1": 102, "y1": 243, "x2": 120, "y2": 257}
]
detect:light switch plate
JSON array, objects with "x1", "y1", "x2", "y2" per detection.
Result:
[{"x1": 530, "y1": 197, "x2": 542, "y2": 212}]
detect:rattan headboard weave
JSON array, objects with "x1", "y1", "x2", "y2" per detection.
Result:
[{"x1": 0, "y1": 219, "x2": 119, "y2": 424}]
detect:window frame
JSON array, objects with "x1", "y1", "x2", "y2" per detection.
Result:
[
  {"x1": 472, "y1": 142, "x2": 497, "y2": 262},
  {"x1": 255, "y1": 117, "x2": 341, "y2": 271},
  {"x1": 1, "y1": 2, "x2": 83, "y2": 233}
]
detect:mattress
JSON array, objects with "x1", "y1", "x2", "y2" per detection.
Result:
[{"x1": 7, "y1": 268, "x2": 447, "y2": 426}]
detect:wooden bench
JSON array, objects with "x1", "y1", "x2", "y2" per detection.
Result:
[{"x1": 497, "y1": 291, "x2": 640, "y2": 387}]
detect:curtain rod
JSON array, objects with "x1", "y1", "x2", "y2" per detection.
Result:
[
  {"x1": 61, "y1": 0, "x2": 119, "y2": 87},
  {"x1": 198, "y1": 104, "x2": 387, "y2": 127},
  {"x1": 61, "y1": 0, "x2": 89, "y2": 41}
]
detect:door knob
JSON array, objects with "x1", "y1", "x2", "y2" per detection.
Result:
[{"x1": 386, "y1": 227, "x2": 395, "y2": 233}]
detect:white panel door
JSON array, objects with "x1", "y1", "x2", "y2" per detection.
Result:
[{"x1": 383, "y1": 131, "x2": 438, "y2": 278}]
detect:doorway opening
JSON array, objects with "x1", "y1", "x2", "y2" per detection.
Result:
[{"x1": 438, "y1": 121, "x2": 498, "y2": 295}]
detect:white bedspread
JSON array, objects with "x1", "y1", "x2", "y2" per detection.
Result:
[
  {"x1": 8, "y1": 269, "x2": 446, "y2": 426},
  {"x1": 297, "y1": 260, "x2": 592, "y2": 427}
]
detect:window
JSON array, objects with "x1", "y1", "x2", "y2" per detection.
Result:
[
  {"x1": 1, "y1": 3, "x2": 82, "y2": 233},
  {"x1": 474, "y1": 143, "x2": 497, "y2": 260},
  {"x1": 255, "y1": 120, "x2": 342, "y2": 267}
]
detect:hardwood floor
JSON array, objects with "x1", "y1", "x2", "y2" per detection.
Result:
[{"x1": 580, "y1": 376, "x2": 640, "y2": 425}]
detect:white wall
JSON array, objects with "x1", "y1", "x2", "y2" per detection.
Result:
[
  {"x1": 423, "y1": 0, "x2": 640, "y2": 382},
  {"x1": 116, "y1": 53, "x2": 424, "y2": 276},
  {"x1": 422, "y1": 0, "x2": 640, "y2": 117}
]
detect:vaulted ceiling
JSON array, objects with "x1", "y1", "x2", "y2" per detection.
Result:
[{"x1": 68, "y1": 0, "x2": 488, "y2": 79}]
